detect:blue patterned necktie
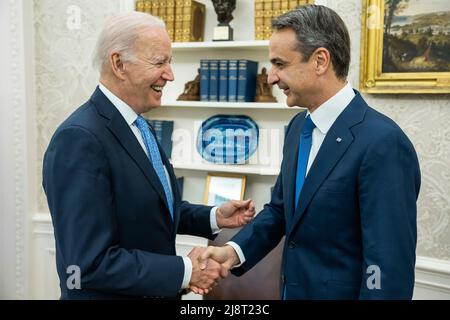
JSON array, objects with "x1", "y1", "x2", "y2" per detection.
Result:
[
  {"x1": 135, "y1": 116, "x2": 174, "y2": 219},
  {"x1": 295, "y1": 115, "x2": 316, "y2": 208}
]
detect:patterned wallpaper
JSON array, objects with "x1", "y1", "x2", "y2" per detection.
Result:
[
  {"x1": 328, "y1": 0, "x2": 450, "y2": 260},
  {"x1": 34, "y1": 0, "x2": 450, "y2": 260},
  {"x1": 35, "y1": 0, "x2": 120, "y2": 210}
]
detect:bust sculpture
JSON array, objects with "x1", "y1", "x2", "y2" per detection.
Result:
[
  {"x1": 212, "y1": 0, "x2": 236, "y2": 25},
  {"x1": 211, "y1": 0, "x2": 236, "y2": 41}
]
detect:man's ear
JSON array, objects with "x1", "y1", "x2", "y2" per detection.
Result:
[
  {"x1": 110, "y1": 52, "x2": 127, "y2": 81},
  {"x1": 313, "y1": 47, "x2": 331, "y2": 76}
]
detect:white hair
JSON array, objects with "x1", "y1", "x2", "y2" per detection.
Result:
[{"x1": 93, "y1": 11, "x2": 165, "y2": 73}]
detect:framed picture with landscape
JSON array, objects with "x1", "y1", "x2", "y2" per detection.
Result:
[
  {"x1": 203, "y1": 173, "x2": 246, "y2": 207},
  {"x1": 360, "y1": 0, "x2": 450, "y2": 93}
]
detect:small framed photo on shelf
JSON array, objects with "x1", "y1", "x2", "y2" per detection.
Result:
[{"x1": 203, "y1": 173, "x2": 246, "y2": 206}]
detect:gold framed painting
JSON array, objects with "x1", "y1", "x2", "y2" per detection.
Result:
[
  {"x1": 360, "y1": 0, "x2": 450, "y2": 94},
  {"x1": 203, "y1": 173, "x2": 246, "y2": 206}
]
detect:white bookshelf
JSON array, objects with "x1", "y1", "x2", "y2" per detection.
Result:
[
  {"x1": 171, "y1": 161, "x2": 280, "y2": 176},
  {"x1": 172, "y1": 40, "x2": 270, "y2": 52},
  {"x1": 161, "y1": 100, "x2": 300, "y2": 110},
  {"x1": 144, "y1": 0, "x2": 301, "y2": 215}
]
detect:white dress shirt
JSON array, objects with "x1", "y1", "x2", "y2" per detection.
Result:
[
  {"x1": 227, "y1": 82, "x2": 356, "y2": 267},
  {"x1": 98, "y1": 84, "x2": 220, "y2": 289}
]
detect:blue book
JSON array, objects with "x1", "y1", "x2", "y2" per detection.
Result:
[
  {"x1": 176, "y1": 176, "x2": 184, "y2": 197},
  {"x1": 147, "y1": 119, "x2": 174, "y2": 159},
  {"x1": 237, "y1": 60, "x2": 258, "y2": 102},
  {"x1": 218, "y1": 60, "x2": 229, "y2": 102},
  {"x1": 200, "y1": 60, "x2": 210, "y2": 101},
  {"x1": 208, "y1": 60, "x2": 219, "y2": 101},
  {"x1": 228, "y1": 59, "x2": 238, "y2": 102}
]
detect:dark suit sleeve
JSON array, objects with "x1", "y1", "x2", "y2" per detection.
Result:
[
  {"x1": 231, "y1": 173, "x2": 286, "y2": 276},
  {"x1": 358, "y1": 128, "x2": 420, "y2": 299},
  {"x1": 43, "y1": 126, "x2": 184, "y2": 297},
  {"x1": 177, "y1": 201, "x2": 216, "y2": 239},
  {"x1": 229, "y1": 115, "x2": 303, "y2": 276}
]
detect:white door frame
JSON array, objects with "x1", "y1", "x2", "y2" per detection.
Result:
[{"x1": 0, "y1": 0, "x2": 35, "y2": 299}]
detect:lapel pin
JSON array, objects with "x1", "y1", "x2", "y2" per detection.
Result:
[{"x1": 336, "y1": 137, "x2": 342, "y2": 143}]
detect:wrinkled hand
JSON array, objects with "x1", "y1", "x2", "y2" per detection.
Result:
[
  {"x1": 199, "y1": 245, "x2": 240, "y2": 273},
  {"x1": 216, "y1": 199, "x2": 256, "y2": 229},
  {"x1": 188, "y1": 247, "x2": 228, "y2": 295}
]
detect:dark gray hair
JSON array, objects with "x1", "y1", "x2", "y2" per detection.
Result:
[{"x1": 272, "y1": 5, "x2": 350, "y2": 79}]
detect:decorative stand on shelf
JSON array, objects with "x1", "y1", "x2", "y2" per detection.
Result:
[
  {"x1": 255, "y1": 67, "x2": 277, "y2": 102},
  {"x1": 177, "y1": 69, "x2": 200, "y2": 101}
]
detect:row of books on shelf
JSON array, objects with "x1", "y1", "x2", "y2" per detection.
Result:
[
  {"x1": 136, "y1": 0, "x2": 205, "y2": 42},
  {"x1": 200, "y1": 59, "x2": 259, "y2": 103},
  {"x1": 136, "y1": 0, "x2": 315, "y2": 43},
  {"x1": 255, "y1": 0, "x2": 315, "y2": 40}
]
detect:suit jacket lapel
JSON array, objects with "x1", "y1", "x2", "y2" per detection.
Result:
[
  {"x1": 287, "y1": 93, "x2": 367, "y2": 238},
  {"x1": 91, "y1": 87, "x2": 173, "y2": 219}
]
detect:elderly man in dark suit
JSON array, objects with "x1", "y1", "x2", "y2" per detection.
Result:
[{"x1": 43, "y1": 11, "x2": 255, "y2": 300}]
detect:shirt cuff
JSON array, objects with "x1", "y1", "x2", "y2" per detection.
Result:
[
  {"x1": 225, "y1": 241, "x2": 245, "y2": 268},
  {"x1": 181, "y1": 256, "x2": 192, "y2": 289},
  {"x1": 210, "y1": 206, "x2": 221, "y2": 235}
]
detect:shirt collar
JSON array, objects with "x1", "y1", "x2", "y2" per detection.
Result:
[
  {"x1": 98, "y1": 83, "x2": 138, "y2": 126},
  {"x1": 308, "y1": 82, "x2": 355, "y2": 135}
]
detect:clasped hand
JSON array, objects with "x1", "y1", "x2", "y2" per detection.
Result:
[
  {"x1": 188, "y1": 245, "x2": 240, "y2": 295},
  {"x1": 187, "y1": 199, "x2": 255, "y2": 294}
]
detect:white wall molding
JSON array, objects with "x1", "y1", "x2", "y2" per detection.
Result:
[
  {"x1": 9, "y1": 0, "x2": 28, "y2": 300},
  {"x1": 414, "y1": 256, "x2": 450, "y2": 299},
  {"x1": 30, "y1": 213, "x2": 207, "y2": 299},
  {"x1": 0, "y1": 0, "x2": 30, "y2": 299},
  {"x1": 32, "y1": 213, "x2": 54, "y2": 236},
  {"x1": 416, "y1": 256, "x2": 450, "y2": 276},
  {"x1": 31, "y1": 213, "x2": 209, "y2": 248},
  {"x1": 29, "y1": 212, "x2": 57, "y2": 299},
  {"x1": 10, "y1": 0, "x2": 27, "y2": 299},
  {"x1": 32, "y1": 212, "x2": 52, "y2": 223},
  {"x1": 30, "y1": 214, "x2": 450, "y2": 300}
]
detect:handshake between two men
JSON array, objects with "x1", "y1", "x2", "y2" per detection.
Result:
[
  {"x1": 187, "y1": 243, "x2": 240, "y2": 295},
  {"x1": 187, "y1": 199, "x2": 256, "y2": 295}
]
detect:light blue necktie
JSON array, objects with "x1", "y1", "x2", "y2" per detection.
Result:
[
  {"x1": 295, "y1": 115, "x2": 316, "y2": 208},
  {"x1": 135, "y1": 116, "x2": 174, "y2": 220}
]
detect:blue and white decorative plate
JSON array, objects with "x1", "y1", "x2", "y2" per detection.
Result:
[{"x1": 196, "y1": 115, "x2": 259, "y2": 164}]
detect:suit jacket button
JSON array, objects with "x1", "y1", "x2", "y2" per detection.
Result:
[{"x1": 289, "y1": 241, "x2": 296, "y2": 249}]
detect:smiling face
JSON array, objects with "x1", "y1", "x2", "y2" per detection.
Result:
[
  {"x1": 267, "y1": 28, "x2": 320, "y2": 110},
  {"x1": 120, "y1": 27, "x2": 174, "y2": 114}
]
